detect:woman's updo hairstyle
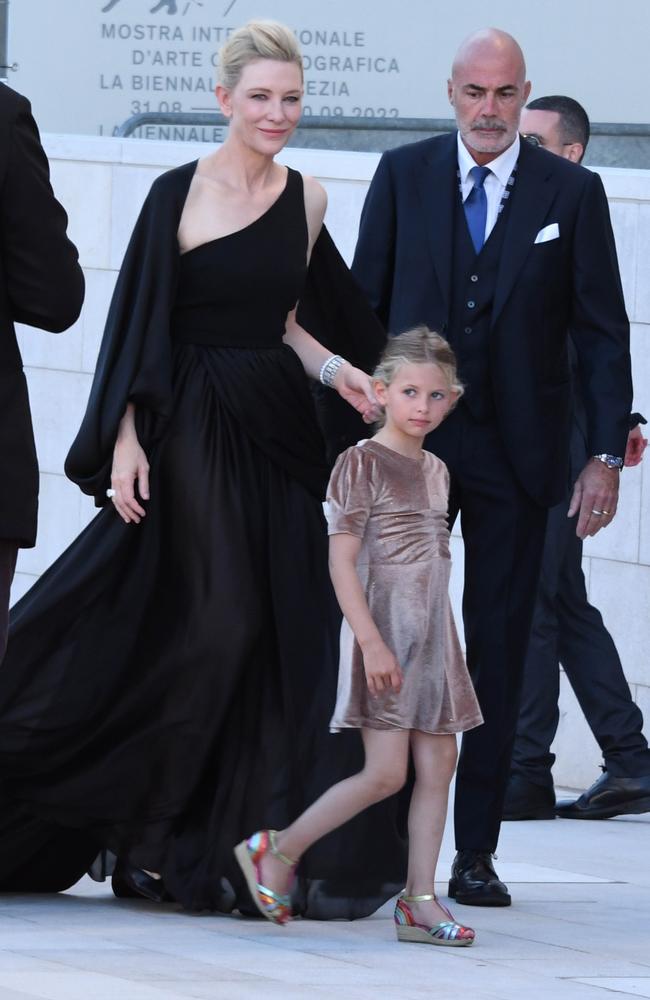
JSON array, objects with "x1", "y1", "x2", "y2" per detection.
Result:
[
  {"x1": 218, "y1": 20, "x2": 303, "y2": 91},
  {"x1": 373, "y1": 326, "x2": 464, "y2": 399}
]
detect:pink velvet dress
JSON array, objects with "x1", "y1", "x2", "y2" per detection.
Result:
[{"x1": 325, "y1": 439, "x2": 483, "y2": 735}]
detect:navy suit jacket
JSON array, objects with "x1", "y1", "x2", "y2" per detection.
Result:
[{"x1": 352, "y1": 132, "x2": 632, "y2": 507}]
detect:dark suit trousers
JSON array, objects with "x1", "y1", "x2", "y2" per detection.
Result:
[
  {"x1": 511, "y1": 496, "x2": 650, "y2": 785},
  {"x1": 0, "y1": 539, "x2": 18, "y2": 662},
  {"x1": 429, "y1": 407, "x2": 547, "y2": 852}
]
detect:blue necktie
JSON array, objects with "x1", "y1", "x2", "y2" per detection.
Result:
[{"x1": 463, "y1": 166, "x2": 491, "y2": 254}]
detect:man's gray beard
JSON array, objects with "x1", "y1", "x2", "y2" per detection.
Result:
[{"x1": 460, "y1": 124, "x2": 517, "y2": 156}]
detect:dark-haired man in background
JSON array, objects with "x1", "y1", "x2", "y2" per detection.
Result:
[
  {"x1": 519, "y1": 94, "x2": 590, "y2": 162},
  {"x1": 504, "y1": 95, "x2": 650, "y2": 823}
]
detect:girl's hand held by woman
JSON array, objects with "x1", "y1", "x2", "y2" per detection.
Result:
[{"x1": 333, "y1": 364, "x2": 381, "y2": 424}]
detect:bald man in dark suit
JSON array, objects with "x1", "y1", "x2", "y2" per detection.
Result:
[{"x1": 352, "y1": 30, "x2": 631, "y2": 906}]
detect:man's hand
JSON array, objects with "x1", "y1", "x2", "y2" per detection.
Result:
[
  {"x1": 624, "y1": 425, "x2": 648, "y2": 467},
  {"x1": 568, "y1": 459, "x2": 620, "y2": 538}
]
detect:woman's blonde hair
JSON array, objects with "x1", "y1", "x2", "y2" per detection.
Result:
[
  {"x1": 373, "y1": 325, "x2": 464, "y2": 399},
  {"x1": 218, "y1": 20, "x2": 303, "y2": 91}
]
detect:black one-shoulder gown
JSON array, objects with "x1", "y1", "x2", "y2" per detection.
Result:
[{"x1": 0, "y1": 168, "x2": 406, "y2": 916}]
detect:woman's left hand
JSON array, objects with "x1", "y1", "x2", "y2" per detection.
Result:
[{"x1": 333, "y1": 364, "x2": 381, "y2": 424}]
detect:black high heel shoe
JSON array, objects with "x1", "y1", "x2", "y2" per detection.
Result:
[{"x1": 111, "y1": 861, "x2": 170, "y2": 903}]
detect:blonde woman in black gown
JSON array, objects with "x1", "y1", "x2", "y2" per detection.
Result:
[{"x1": 0, "y1": 22, "x2": 407, "y2": 917}]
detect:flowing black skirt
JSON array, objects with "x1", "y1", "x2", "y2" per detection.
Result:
[{"x1": 0, "y1": 343, "x2": 408, "y2": 916}]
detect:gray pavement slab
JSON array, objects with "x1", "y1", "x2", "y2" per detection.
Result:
[{"x1": 0, "y1": 796, "x2": 648, "y2": 1000}]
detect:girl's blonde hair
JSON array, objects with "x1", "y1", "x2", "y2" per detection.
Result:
[
  {"x1": 218, "y1": 21, "x2": 303, "y2": 91},
  {"x1": 373, "y1": 326, "x2": 464, "y2": 399}
]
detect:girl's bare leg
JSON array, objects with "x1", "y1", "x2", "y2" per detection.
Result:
[
  {"x1": 258, "y1": 728, "x2": 410, "y2": 896},
  {"x1": 405, "y1": 731, "x2": 458, "y2": 927}
]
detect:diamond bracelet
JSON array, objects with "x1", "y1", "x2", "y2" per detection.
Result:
[{"x1": 319, "y1": 354, "x2": 348, "y2": 387}]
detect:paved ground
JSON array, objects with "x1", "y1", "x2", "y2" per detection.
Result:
[{"x1": 0, "y1": 793, "x2": 648, "y2": 1000}]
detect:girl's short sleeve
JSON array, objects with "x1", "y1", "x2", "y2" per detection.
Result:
[{"x1": 324, "y1": 446, "x2": 375, "y2": 538}]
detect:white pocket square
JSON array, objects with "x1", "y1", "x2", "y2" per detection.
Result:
[{"x1": 534, "y1": 222, "x2": 560, "y2": 244}]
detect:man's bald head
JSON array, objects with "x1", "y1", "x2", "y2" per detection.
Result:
[
  {"x1": 448, "y1": 28, "x2": 531, "y2": 165},
  {"x1": 451, "y1": 28, "x2": 527, "y2": 86}
]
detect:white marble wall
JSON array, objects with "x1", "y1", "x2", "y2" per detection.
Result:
[{"x1": 12, "y1": 135, "x2": 650, "y2": 790}]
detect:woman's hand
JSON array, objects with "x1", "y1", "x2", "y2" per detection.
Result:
[
  {"x1": 361, "y1": 637, "x2": 404, "y2": 696},
  {"x1": 333, "y1": 364, "x2": 381, "y2": 424},
  {"x1": 281, "y1": 313, "x2": 380, "y2": 423},
  {"x1": 110, "y1": 404, "x2": 150, "y2": 524}
]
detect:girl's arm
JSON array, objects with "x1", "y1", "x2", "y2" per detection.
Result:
[
  {"x1": 329, "y1": 532, "x2": 403, "y2": 694},
  {"x1": 110, "y1": 403, "x2": 150, "y2": 524}
]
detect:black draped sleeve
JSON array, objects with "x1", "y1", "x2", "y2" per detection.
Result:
[
  {"x1": 64, "y1": 161, "x2": 197, "y2": 504},
  {"x1": 297, "y1": 226, "x2": 387, "y2": 463},
  {"x1": 65, "y1": 168, "x2": 385, "y2": 500}
]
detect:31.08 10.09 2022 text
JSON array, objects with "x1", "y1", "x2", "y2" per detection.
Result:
[{"x1": 301, "y1": 106, "x2": 399, "y2": 118}]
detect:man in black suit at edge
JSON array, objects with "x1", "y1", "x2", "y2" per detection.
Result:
[
  {"x1": 352, "y1": 30, "x2": 632, "y2": 906},
  {"x1": 0, "y1": 83, "x2": 84, "y2": 661},
  {"x1": 502, "y1": 96, "x2": 650, "y2": 823}
]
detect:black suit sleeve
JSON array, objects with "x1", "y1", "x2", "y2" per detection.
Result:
[
  {"x1": 351, "y1": 152, "x2": 396, "y2": 329},
  {"x1": 570, "y1": 170, "x2": 632, "y2": 458},
  {"x1": 1, "y1": 95, "x2": 84, "y2": 332}
]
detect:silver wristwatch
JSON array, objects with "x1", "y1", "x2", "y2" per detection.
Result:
[{"x1": 592, "y1": 453, "x2": 623, "y2": 470}]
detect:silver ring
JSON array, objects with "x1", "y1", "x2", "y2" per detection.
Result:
[
  {"x1": 591, "y1": 508, "x2": 603, "y2": 516},
  {"x1": 106, "y1": 488, "x2": 116, "y2": 498},
  {"x1": 601, "y1": 509, "x2": 611, "y2": 515}
]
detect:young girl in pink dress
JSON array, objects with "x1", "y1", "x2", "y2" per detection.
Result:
[{"x1": 235, "y1": 327, "x2": 483, "y2": 945}]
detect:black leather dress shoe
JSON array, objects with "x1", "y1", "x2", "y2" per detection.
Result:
[
  {"x1": 448, "y1": 850, "x2": 511, "y2": 907},
  {"x1": 502, "y1": 774, "x2": 556, "y2": 821},
  {"x1": 111, "y1": 861, "x2": 170, "y2": 903},
  {"x1": 555, "y1": 770, "x2": 650, "y2": 820}
]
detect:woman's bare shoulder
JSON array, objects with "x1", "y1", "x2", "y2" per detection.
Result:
[{"x1": 302, "y1": 173, "x2": 327, "y2": 209}]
